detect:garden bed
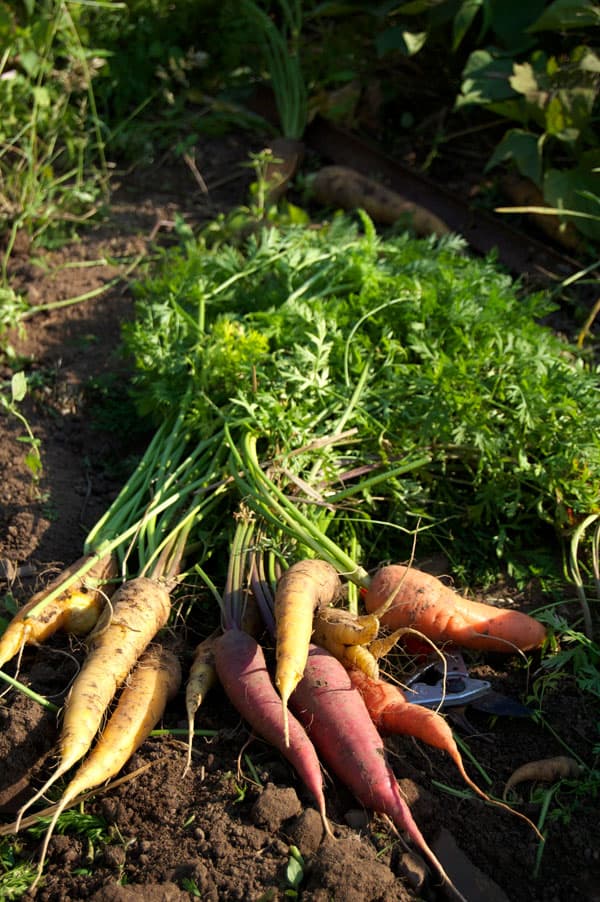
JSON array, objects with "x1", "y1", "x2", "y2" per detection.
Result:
[{"x1": 1, "y1": 131, "x2": 599, "y2": 902}]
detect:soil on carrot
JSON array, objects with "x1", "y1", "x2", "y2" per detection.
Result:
[{"x1": 1, "y1": 131, "x2": 599, "y2": 902}]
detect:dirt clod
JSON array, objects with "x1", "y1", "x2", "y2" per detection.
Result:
[{"x1": 251, "y1": 782, "x2": 302, "y2": 831}]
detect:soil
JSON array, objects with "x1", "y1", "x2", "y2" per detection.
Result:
[{"x1": 1, "y1": 130, "x2": 599, "y2": 902}]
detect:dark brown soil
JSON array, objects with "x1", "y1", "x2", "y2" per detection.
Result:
[{"x1": 1, "y1": 132, "x2": 599, "y2": 902}]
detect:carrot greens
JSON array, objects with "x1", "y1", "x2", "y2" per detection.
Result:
[{"x1": 124, "y1": 214, "x2": 600, "y2": 582}]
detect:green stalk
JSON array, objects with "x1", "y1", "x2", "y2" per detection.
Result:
[
  {"x1": 0, "y1": 671, "x2": 58, "y2": 713},
  {"x1": 568, "y1": 513, "x2": 598, "y2": 639},
  {"x1": 229, "y1": 430, "x2": 370, "y2": 587},
  {"x1": 221, "y1": 513, "x2": 256, "y2": 630}
]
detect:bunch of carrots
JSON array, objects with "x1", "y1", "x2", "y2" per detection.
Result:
[
  {"x1": 1, "y1": 208, "x2": 575, "y2": 896},
  {"x1": 0, "y1": 446, "x2": 548, "y2": 897}
]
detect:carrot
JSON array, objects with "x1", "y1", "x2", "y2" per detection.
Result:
[
  {"x1": 213, "y1": 626, "x2": 332, "y2": 838},
  {"x1": 0, "y1": 552, "x2": 118, "y2": 670},
  {"x1": 348, "y1": 667, "x2": 542, "y2": 838},
  {"x1": 312, "y1": 165, "x2": 450, "y2": 237},
  {"x1": 503, "y1": 756, "x2": 584, "y2": 801},
  {"x1": 28, "y1": 643, "x2": 181, "y2": 892},
  {"x1": 15, "y1": 576, "x2": 171, "y2": 830},
  {"x1": 274, "y1": 559, "x2": 341, "y2": 746},
  {"x1": 183, "y1": 632, "x2": 219, "y2": 776},
  {"x1": 290, "y1": 644, "x2": 466, "y2": 900},
  {"x1": 364, "y1": 564, "x2": 547, "y2": 653},
  {"x1": 312, "y1": 606, "x2": 381, "y2": 678}
]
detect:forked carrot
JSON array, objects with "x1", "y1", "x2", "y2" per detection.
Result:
[{"x1": 312, "y1": 606, "x2": 380, "y2": 676}]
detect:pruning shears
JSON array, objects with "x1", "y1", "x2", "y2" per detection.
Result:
[
  {"x1": 404, "y1": 648, "x2": 490, "y2": 708},
  {"x1": 404, "y1": 646, "x2": 532, "y2": 718}
]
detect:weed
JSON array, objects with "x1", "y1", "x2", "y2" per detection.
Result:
[
  {"x1": 0, "y1": 371, "x2": 42, "y2": 483},
  {"x1": 0, "y1": 837, "x2": 38, "y2": 901}
]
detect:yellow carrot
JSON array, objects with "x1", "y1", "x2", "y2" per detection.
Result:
[
  {"x1": 0, "y1": 552, "x2": 118, "y2": 670},
  {"x1": 29, "y1": 643, "x2": 181, "y2": 892},
  {"x1": 183, "y1": 632, "x2": 219, "y2": 775},
  {"x1": 312, "y1": 607, "x2": 381, "y2": 677},
  {"x1": 15, "y1": 576, "x2": 171, "y2": 830},
  {"x1": 274, "y1": 559, "x2": 341, "y2": 746}
]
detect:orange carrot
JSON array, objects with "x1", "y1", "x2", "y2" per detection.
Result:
[
  {"x1": 348, "y1": 667, "x2": 542, "y2": 838},
  {"x1": 364, "y1": 564, "x2": 546, "y2": 653},
  {"x1": 274, "y1": 559, "x2": 341, "y2": 745}
]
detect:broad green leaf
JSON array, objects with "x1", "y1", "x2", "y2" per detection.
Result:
[
  {"x1": 11, "y1": 372, "x2": 27, "y2": 404},
  {"x1": 485, "y1": 129, "x2": 543, "y2": 186},
  {"x1": 544, "y1": 166, "x2": 600, "y2": 240},
  {"x1": 484, "y1": 0, "x2": 546, "y2": 49},
  {"x1": 32, "y1": 86, "x2": 51, "y2": 108},
  {"x1": 390, "y1": 0, "x2": 448, "y2": 14},
  {"x1": 578, "y1": 48, "x2": 600, "y2": 73},
  {"x1": 529, "y1": 0, "x2": 600, "y2": 31},
  {"x1": 452, "y1": 0, "x2": 482, "y2": 51},
  {"x1": 24, "y1": 451, "x2": 42, "y2": 478},
  {"x1": 18, "y1": 50, "x2": 41, "y2": 78},
  {"x1": 545, "y1": 92, "x2": 590, "y2": 144},
  {"x1": 455, "y1": 49, "x2": 516, "y2": 108}
]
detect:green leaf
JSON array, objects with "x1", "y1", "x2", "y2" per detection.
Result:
[
  {"x1": 452, "y1": 0, "x2": 482, "y2": 51},
  {"x1": 11, "y1": 372, "x2": 27, "y2": 404},
  {"x1": 285, "y1": 854, "x2": 304, "y2": 890},
  {"x1": 529, "y1": 0, "x2": 600, "y2": 32},
  {"x1": 544, "y1": 165, "x2": 600, "y2": 240},
  {"x1": 480, "y1": 0, "x2": 546, "y2": 49},
  {"x1": 375, "y1": 27, "x2": 427, "y2": 57},
  {"x1": 509, "y1": 62, "x2": 539, "y2": 97},
  {"x1": 485, "y1": 129, "x2": 543, "y2": 186},
  {"x1": 456, "y1": 50, "x2": 517, "y2": 108},
  {"x1": 24, "y1": 451, "x2": 42, "y2": 478}
]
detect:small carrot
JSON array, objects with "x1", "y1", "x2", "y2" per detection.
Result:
[
  {"x1": 364, "y1": 564, "x2": 547, "y2": 653},
  {"x1": 183, "y1": 631, "x2": 219, "y2": 776},
  {"x1": 214, "y1": 626, "x2": 332, "y2": 838},
  {"x1": 290, "y1": 644, "x2": 466, "y2": 900},
  {"x1": 274, "y1": 559, "x2": 341, "y2": 746},
  {"x1": 28, "y1": 643, "x2": 181, "y2": 892},
  {"x1": 0, "y1": 552, "x2": 118, "y2": 670},
  {"x1": 15, "y1": 576, "x2": 171, "y2": 830},
  {"x1": 503, "y1": 756, "x2": 584, "y2": 801},
  {"x1": 348, "y1": 667, "x2": 542, "y2": 838}
]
